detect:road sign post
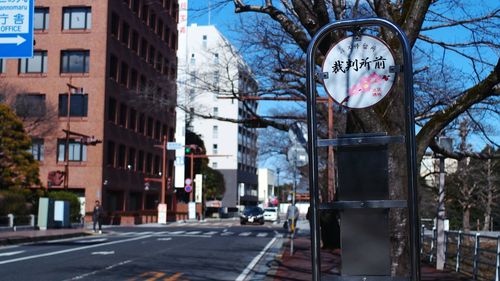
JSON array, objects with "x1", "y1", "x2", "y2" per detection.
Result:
[{"x1": 0, "y1": 0, "x2": 34, "y2": 58}]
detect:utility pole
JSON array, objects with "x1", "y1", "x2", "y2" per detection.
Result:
[{"x1": 64, "y1": 78, "x2": 83, "y2": 190}]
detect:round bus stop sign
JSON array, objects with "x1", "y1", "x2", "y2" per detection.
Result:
[
  {"x1": 322, "y1": 35, "x2": 396, "y2": 109},
  {"x1": 184, "y1": 185, "x2": 192, "y2": 193}
]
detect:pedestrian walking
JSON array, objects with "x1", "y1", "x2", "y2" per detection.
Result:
[
  {"x1": 92, "y1": 200, "x2": 103, "y2": 234},
  {"x1": 286, "y1": 204, "x2": 300, "y2": 233}
]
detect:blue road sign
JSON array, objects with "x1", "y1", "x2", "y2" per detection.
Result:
[{"x1": 0, "y1": 0, "x2": 34, "y2": 58}]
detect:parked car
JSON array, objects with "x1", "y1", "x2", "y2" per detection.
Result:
[
  {"x1": 240, "y1": 206, "x2": 264, "y2": 225},
  {"x1": 263, "y1": 207, "x2": 278, "y2": 222}
]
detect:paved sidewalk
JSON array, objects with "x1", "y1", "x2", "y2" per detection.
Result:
[
  {"x1": 269, "y1": 220, "x2": 473, "y2": 281},
  {"x1": 0, "y1": 227, "x2": 91, "y2": 246}
]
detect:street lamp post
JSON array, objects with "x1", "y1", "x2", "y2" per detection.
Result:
[{"x1": 436, "y1": 136, "x2": 453, "y2": 270}]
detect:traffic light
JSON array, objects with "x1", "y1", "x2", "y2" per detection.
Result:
[
  {"x1": 79, "y1": 136, "x2": 102, "y2": 145},
  {"x1": 185, "y1": 146, "x2": 191, "y2": 154}
]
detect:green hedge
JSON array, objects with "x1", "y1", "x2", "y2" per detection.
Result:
[{"x1": 0, "y1": 190, "x2": 30, "y2": 216}]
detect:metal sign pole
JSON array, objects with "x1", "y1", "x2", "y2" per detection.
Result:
[{"x1": 306, "y1": 18, "x2": 420, "y2": 281}]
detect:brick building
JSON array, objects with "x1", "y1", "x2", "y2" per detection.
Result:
[{"x1": 0, "y1": 0, "x2": 179, "y2": 219}]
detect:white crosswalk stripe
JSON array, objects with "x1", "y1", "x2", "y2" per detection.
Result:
[{"x1": 112, "y1": 230, "x2": 277, "y2": 238}]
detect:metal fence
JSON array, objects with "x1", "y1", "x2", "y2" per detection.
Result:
[
  {"x1": 0, "y1": 214, "x2": 36, "y2": 231},
  {"x1": 421, "y1": 226, "x2": 500, "y2": 281}
]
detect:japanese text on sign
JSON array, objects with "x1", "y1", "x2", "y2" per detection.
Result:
[
  {"x1": 322, "y1": 35, "x2": 396, "y2": 109},
  {"x1": 0, "y1": 0, "x2": 29, "y2": 34}
]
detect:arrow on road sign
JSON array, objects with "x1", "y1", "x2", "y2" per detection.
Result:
[{"x1": 0, "y1": 35, "x2": 26, "y2": 46}]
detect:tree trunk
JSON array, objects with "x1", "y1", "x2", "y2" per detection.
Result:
[{"x1": 463, "y1": 208, "x2": 470, "y2": 231}]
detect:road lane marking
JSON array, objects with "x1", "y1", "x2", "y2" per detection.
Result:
[
  {"x1": 221, "y1": 231, "x2": 234, "y2": 236},
  {"x1": 235, "y1": 237, "x2": 277, "y2": 281},
  {"x1": 257, "y1": 233, "x2": 268, "y2": 237},
  {"x1": 185, "y1": 231, "x2": 201, "y2": 235},
  {"x1": 157, "y1": 237, "x2": 172, "y2": 241},
  {"x1": 239, "y1": 232, "x2": 252, "y2": 237},
  {"x1": 204, "y1": 231, "x2": 218, "y2": 235},
  {"x1": 63, "y1": 260, "x2": 132, "y2": 281},
  {"x1": 169, "y1": 231, "x2": 186, "y2": 235},
  {"x1": 0, "y1": 235, "x2": 153, "y2": 265},
  {"x1": 91, "y1": 251, "x2": 115, "y2": 255},
  {"x1": 75, "y1": 238, "x2": 107, "y2": 243},
  {"x1": 0, "y1": 250, "x2": 25, "y2": 257}
]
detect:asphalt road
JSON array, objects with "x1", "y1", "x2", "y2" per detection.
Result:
[{"x1": 0, "y1": 220, "x2": 284, "y2": 281}]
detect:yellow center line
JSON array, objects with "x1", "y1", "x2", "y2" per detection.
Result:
[{"x1": 163, "y1": 272, "x2": 184, "y2": 281}]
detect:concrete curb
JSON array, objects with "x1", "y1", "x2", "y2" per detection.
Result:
[{"x1": 0, "y1": 232, "x2": 91, "y2": 246}]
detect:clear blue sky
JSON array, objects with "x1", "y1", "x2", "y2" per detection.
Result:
[{"x1": 186, "y1": 1, "x2": 500, "y2": 162}]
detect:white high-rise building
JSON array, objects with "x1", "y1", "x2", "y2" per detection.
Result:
[{"x1": 177, "y1": 23, "x2": 259, "y2": 208}]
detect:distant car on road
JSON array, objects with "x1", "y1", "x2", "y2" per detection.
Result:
[
  {"x1": 240, "y1": 206, "x2": 264, "y2": 225},
  {"x1": 263, "y1": 207, "x2": 278, "y2": 222}
]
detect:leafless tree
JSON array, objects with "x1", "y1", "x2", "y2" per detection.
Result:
[
  {"x1": 0, "y1": 81, "x2": 58, "y2": 139},
  {"x1": 188, "y1": 0, "x2": 499, "y2": 274}
]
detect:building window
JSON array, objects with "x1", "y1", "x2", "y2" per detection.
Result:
[
  {"x1": 15, "y1": 93, "x2": 46, "y2": 117},
  {"x1": 162, "y1": 59, "x2": 169, "y2": 75},
  {"x1": 130, "y1": 68, "x2": 138, "y2": 90},
  {"x1": 108, "y1": 97, "x2": 117, "y2": 122},
  {"x1": 155, "y1": 54, "x2": 162, "y2": 71},
  {"x1": 149, "y1": 13, "x2": 156, "y2": 31},
  {"x1": 202, "y1": 35, "x2": 207, "y2": 48},
  {"x1": 63, "y1": 7, "x2": 92, "y2": 30},
  {"x1": 58, "y1": 93, "x2": 88, "y2": 117},
  {"x1": 61, "y1": 50, "x2": 89, "y2": 73},
  {"x1": 148, "y1": 46, "x2": 155, "y2": 65},
  {"x1": 131, "y1": 0, "x2": 140, "y2": 14},
  {"x1": 19, "y1": 50, "x2": 47, "y2": 73},
  {"x1": 141, "y1": 5, "x2": 149, "y2": 22},
  {"x1": 146, "y1": 117, "x2": 153, "y2": 137},
  {"x1": 212, "y1": 162, "x2": 218, "y2": 169},
  {"x1": 110, "y1": 13, "x2": 119, "y2": 37},
  {"x1": 34, "y1": 8, "x2": 49, "y2": 31},
  {"x1": 140, "y1": 38, "x2": 148, "y2": 59},
  {"x1": 58, "y1": 139, "x2": 87, "y2": 162},
  {"x1": 154, "y1": 121, "x2": 161, "y2": 140},
  {"x1": 190, "y1": 53, "x2": 195, "y2": 64},
  {"x1": 214, "y1": 53, "x2": 219, "y2": 64},
  {"x1": 120, "y1": 22, "x2": 130, "y2": 45},
  {"x1": 213, "y1": 107, "x2": 218, "y2": 117},
  {"x1": 157, "y1": 20, "x2": 163, "y2": 38},
  {"x1": 138, "y1": 113, "x2": 145, "y2": 134},
  {"x1": 30, "y1": 138, "x2": 44, "y2": 161},
  {"x1": 109, "y1": 54, "x2": 118, "y2": 80},
  {"x1": 106, "y1": 141, "x2": 115, "y2": 166},
  {"x1": 146, "y1": 153, "x2": 152, "y2": 174},
  {"x1": 118, "y1": 144, "x2": 126, "y2": 168},
  {"x1": 213, "y1": 125, "x2": 218, "y2": 138},
  {"x1": 137, "y1": 150, "x2": 144, "y2": 172},
  {"x1": 0, "y1": 59, "x2": 4, "y2": 73},
  {"x1": 213, "y1": 144, "x2": 218, "y2": 155},
  {"x1": 153, "y1": 155, "x2": 160, "y2": 175},
  {"x1": 120, "y1": 62, "x2": 129, "y2": 86},
  {"x1": 190, "y1": 71, "x2": 196, "y2": 84},
  {"x1": 128, "y1": 147, "x2": 136, "y2": 170},
  {"x1": 131, "y1": 30, "x2": 139, "y2": 53},
  {"x1": 119, "y1": 103, "x2": 127, "y2": 127},
  {"x1": 128, "y1": 108, "x2": 137, "y2": 131}
]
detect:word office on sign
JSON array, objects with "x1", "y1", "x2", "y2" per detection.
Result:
[{"x1": 0, "y1": 0, "x2": 34, "y2": 58}]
